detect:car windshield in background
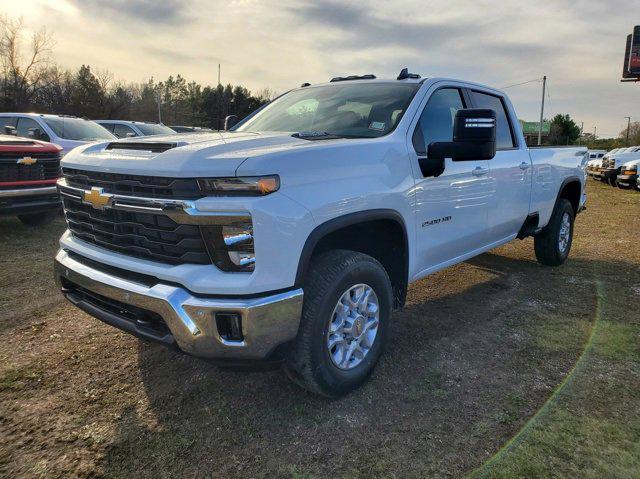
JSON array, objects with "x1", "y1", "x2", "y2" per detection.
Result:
[
  {"x1": 43, "y1": 117, "x2": 115, "y2": 141},
  {"x1": 236, "y1": 83, "x2": 420, "y2": 138},
  {"x1": 135, "y1": 123, "x2": 176, "y2": 136}
]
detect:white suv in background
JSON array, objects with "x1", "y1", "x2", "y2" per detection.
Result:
[
  {"x1": 0, "y1": 114, "x2": 115, "y2": 155},
  {"x1": 95, "y1": 120, "x2": 176, "y2": 138}
]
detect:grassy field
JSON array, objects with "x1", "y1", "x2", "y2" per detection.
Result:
[{"x1": 0, "y1": 180, "x2": 639, "y2": 478}]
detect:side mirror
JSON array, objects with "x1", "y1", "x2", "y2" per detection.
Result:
[
  {"x1": 428, "y1": 109, "x2": 497, "y2": 161},
  {"x1": 125, "y1": 132, "x2": 136, "y2": 138},
  {"x1": 224, "y1": 115, "x2": 239, "y2": 130},
  {"x1": 4, "y1": 125, "x2": 17, "y2": 136},
  {"x1": 28, "y1": 127, "x2": 42, "y2": 139}
]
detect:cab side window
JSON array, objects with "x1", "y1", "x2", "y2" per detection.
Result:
[
  {"x1": 469, "y1": 91, "x2": 515, "y2": 149},
  {"x1": 412, "y1": 88, "x2": 465, "y2": 155},
  {"x1": 0, "y1": 116, "x2": 17, "y2": 133},
  {"x1": 113, "y1": 124, "x2": 137, "y2": 138},
  {"x1": 16, "y1": 117, "x2": 50, "y2": 142}
]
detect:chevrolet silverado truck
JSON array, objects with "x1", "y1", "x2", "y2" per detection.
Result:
[
  {"x1": 1, "y1": 135, "x2": 62, "y2": 226},
  {"x1": 54, "y1": 72, "x2": 588, "y2": 396},
  {"x1": 600, "y1": 147, "x2": 640, "y2": 186}
]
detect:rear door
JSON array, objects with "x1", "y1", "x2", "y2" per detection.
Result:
[
  {"x1": 408, "y1": 85, "x2": 493, "y2": 273},
  {"x1": 468, "y1": 90, "x2": 531, "y2": 242}
]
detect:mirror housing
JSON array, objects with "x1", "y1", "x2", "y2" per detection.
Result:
[
  {"x1": 4, "y1": 125, "x2": 17, "y2": 136},
  {"x1": 428, "y1": 108, "x2": 497, "y2": 161},
  {"x1": 224, "y1": 115, "x2": 239, "y2": 130}
]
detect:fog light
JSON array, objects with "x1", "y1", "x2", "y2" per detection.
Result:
[{"x1": 215, "y1": 312, "x2": 243, "y2": 341}]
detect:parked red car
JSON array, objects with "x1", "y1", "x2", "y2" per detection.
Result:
[{"x1": 0, "y1": 135, "x2": 62, "y2": 226}]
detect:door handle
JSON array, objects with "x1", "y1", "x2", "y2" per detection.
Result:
[
  {"x1": 519, "y1": 162, "x2": 531, "y2": 170},
  {"x1": 472, "y1": 167, "x2": 488, "y2": 176}
]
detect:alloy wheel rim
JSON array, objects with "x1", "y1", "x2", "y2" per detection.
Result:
[
  {"x1": 326, "y1": 283, "x2": 380, "y2": 370},
  {"x1": 558, "y1": 212, "x2": 571, "y2": 253}
]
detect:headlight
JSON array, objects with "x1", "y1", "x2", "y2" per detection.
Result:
[
  {"x1": 623, "y1": 166, "x2": 637, "y2": 175},
  {"x1": 197, "y1": 175, "x2": 279, "y2": 196},
  {"x1": 201, "y1": 220, "x2": 255, "y2": 272}
]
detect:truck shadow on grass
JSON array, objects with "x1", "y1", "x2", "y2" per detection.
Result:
[{"x1": 102, "y1": 250, "x2": 634, "y2": 478}]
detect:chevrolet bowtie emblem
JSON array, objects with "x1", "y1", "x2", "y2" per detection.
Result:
[
  {"x1": 82, "y1": 187, "x2": 113, "y2": 210},
  {"x1": 17, "y1": 157, "x2": 37, "y2": 165}
]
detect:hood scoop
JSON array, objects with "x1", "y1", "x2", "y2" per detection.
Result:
[{"x1": 105, "y1": 142, "x2": 180, "y2": 153}]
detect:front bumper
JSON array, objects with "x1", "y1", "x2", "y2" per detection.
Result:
[
  {"x1": 616, "y1": 173, "x2": 638, "y2": 187},
  {"x1": 0, "y1": 186, "x2": 60, "y2": 216},
  {"x1": 54, "y1": 249, "x2": 304, "y2": 360},
  {"x1": 601, "y1": 168, "x2": 620, "y2": 180}
]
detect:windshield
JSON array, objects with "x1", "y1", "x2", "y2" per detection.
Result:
[
  {"x1": 43, "y1": 117, "x2": 115, "y2": 141},
  {"x1": 135, "y1": 123, "x2": 176, "y2": 136},
  {"x1": 236, "y1": 83, "x2": 420, "y2": 138}
]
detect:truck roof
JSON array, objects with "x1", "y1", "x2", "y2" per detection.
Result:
[{"x1": 302, "y1": 76, "x2": 506, "y2": 95}]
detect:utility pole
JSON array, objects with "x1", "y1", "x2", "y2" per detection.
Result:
[
  {"x1": 156, "y1": 91, "x2": 162, "y2": 124},
  {"x1": 217, "y1": 64, "x2": 222, "y2": 130},
  {"x1": 624, "y1": 116, "x2": 631, "y2": 146},
  {"x1": 580, "y1": 122, "x2": 584, "y2": 145},
  {"x1": 537, "y1": 75, "x2": 546, "y2": 146}
]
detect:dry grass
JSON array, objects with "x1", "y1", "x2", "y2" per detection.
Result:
[{"x1": 0, "y1": 181, "x2": 638, "y2": 478}]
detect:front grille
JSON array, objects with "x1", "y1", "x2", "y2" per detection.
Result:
[
  {"x1": 0, "y1": 153, "x2": 61, "y2": 187},
  {"x1": 62, "y1": 195, "x2": 211, "y2": 264},
  {"x1": 62, "y1": 168, "x2": 202, "y2": 199}
]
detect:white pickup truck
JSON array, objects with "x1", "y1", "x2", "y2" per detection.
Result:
[{"x1": 54, "y1": 71, "x2": 588, "y2": 396}]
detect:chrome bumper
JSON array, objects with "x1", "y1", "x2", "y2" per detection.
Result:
[
  {"x1": 54, "y1": 249, "x2": 303, "y2": 360},
  {"x1": 0, "y1": 186, "x2": 58, "y2": 198}
]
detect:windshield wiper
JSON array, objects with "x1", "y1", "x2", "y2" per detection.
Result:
[{"x1": 292, "y1": 131, "x2": 346, "y2": 141}]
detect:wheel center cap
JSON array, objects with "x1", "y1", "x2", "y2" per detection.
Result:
[{"x1": 352, "y1": 316, "x2": 365, "y2": 337}]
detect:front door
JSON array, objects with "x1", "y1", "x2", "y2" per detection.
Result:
[{"x1": 409, "y1": 86, "x2": 493, "y2": 275}]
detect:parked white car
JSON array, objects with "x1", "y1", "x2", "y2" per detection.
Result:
[
  {"x1": 95, "y1": 120, "x2": 176, "y2": 138},
  {"x1": 0, "y1": 114, "x2": 115, "y2": 155},
  {"x1": 54, "y1": 72, "x2": 587, "y2": 396}
]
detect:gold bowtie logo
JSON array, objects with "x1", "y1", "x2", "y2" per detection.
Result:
[
  {"x1": 17, "y1": 157, "x2": 37, "y2": 165},
  {"x1": 82, "y1": 187, "x2": 113, "y2": 210}
]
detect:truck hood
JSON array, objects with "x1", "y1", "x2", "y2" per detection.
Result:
[
  {"x1": 60, "y1": 131, "x2": 353, "y2": 177},
  {"x1": 621, "y1": 158, "x2": 640, "y2": 168}
]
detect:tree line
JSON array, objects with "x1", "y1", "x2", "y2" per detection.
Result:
[
  {"x1": 0, "y1": 17, "x2": 272, "y2": 128},
  {"x1": 2, "y1": 16, "x2": 637, "y2": 144}
]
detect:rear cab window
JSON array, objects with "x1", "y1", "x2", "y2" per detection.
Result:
[{"x1": 468, "y1": 90, "x2": 517, "y2": 149}]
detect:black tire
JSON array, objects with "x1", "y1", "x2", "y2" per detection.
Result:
[
  {"x1": 534, "y1": 199, "x2": 574, "y2": 266},
  {"x1": 608, "y1": 177, "x2": 617, "y2": 187},
  {"x1": 284, "y1": 250, "x2": 392, "y2": 397},
  {"x1": 17, "y1": 209, "x2": 58, "y2": 227}
]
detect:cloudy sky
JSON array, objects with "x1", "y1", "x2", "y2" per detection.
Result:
[{"x1": 3, "y1": 0, "x2": 638, "y2": 137}]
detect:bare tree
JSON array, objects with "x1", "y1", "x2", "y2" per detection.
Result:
[{"x1": 0, "y1": 15, "x2": 55, "y2": 110}]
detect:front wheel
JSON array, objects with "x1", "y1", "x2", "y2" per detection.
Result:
[
  {"x1": 284, "y1": 250, "x2": 392, "y2": 397},
  {"x1": 534, "y1": 199, "x2": 574, "y2": 266}
]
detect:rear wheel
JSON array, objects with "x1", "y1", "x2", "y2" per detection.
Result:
[
  {"x1": 284, "y1": 250, "x2": 392, "y2": 397},
  {"x1": 17, "y1": 210, "x2": 58, "y2": 227},
  {"x1": 534, "y1": 199, "x2": 574, "y2": 266}
]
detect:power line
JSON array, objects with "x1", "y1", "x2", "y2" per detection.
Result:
[{"x1": 500, "y1": 77, "x2": 544, "y2": 89}]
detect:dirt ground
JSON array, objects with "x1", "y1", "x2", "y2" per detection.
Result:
[{"x1": 1, "y1": 181, "x2": 639, "y2": 478}]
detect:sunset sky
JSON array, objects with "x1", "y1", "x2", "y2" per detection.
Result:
[{"x1": 2, "y1": 0, "x2": 637, "y2": 137}]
